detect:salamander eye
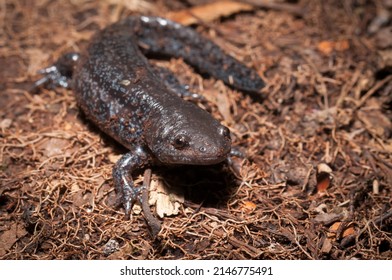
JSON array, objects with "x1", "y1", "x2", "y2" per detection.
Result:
[
  {"x1": 218, "y1": 126, "x2": 230, "y2": 138},
  {"x1": 172, "y1": 134, "x2": 189, "y2": 149}
]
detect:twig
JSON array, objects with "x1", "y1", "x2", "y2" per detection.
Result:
[
  {"x1": 355, "y1": 75, "x2": 392, "y2": 110},
  {"x1": 242, "y1": 0, "x2": 306, "y2": 17},
  {"x1": 141, "y1": 169, "x2": 161, "y2": 237},
  {"x1": 374, "y1": 209, "x2": 392, "y2": 226}
]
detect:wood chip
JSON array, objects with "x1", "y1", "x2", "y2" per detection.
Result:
[{"x1": 166, "y1": 0, "x2": 253, "y2": 25}]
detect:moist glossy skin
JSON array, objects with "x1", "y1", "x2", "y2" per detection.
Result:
[
  {"x1": 37, "y1": 16, "x2": 264, "y2": 217},
  {"x1": 74, "y1": 23, "x2": 232, "y2": 165}
]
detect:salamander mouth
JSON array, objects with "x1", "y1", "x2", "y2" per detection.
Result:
[
  {"x1": 157, "y1": 152, "x2": 229, "y2": 165},
  {"x1": 184, "y1": 155, "x2": 228, "y2": 165}
]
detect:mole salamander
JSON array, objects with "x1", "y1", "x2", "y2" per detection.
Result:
[{"x1": 35, "y1": 16, "x2": 264, "y2": 227}]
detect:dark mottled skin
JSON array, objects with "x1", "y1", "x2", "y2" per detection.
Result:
[{"x1": 35, "y1": 16, "x2": 264, "y2": 218}]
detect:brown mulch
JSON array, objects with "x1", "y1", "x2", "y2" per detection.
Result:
[{"x1": 0, "y1": 0, "x2": 391, "y2": 260}]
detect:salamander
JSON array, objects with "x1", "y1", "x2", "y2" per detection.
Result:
[{"x1": 35, "y1": 16, "x2": 264, "y2": 231}]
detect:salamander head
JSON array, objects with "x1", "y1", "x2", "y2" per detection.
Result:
[{"x1": 145, "y1": 104, "x2": 231, "y2": 165}]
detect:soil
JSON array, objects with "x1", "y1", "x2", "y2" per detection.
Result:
[{"x1": 0, "y1": 0, "x2": 391, "y2": 260}]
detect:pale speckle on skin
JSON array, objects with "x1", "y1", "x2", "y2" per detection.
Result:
[
  {"x1": 120, "y1": 79, "x2": 131, "y2": 86},
  {"x1": 140, "y1": 16, "x2": 150, "y2": 23},
  {"x1": 156, "y1": 18, "x2": 168, "y2": 26}
]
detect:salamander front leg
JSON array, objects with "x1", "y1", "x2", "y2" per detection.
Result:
[
  {"x1": 32, "y1": 52, "x2": 80, "y2": 90},
  {"x1": 112, "y1": 146, "x2": 151, "y2": 216},
  {"x1": 226, "y1": 148, "x2": 246, "y2": 178}
]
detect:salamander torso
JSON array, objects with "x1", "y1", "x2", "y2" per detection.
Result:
[{"x1": 35, "y1": 16, "x2": 264, "y2": 226}]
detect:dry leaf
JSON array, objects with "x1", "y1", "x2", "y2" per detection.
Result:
[
  {"x1": 108, "y1": 154, "x2": 121, "y2": 164},
  {"x1": 0, "y1": 223, "x2": 28, "y2": 257},
  {"x1": 373, "y1": 179, "x2": 379, "y2": 195},
  {"x1": 317, "y1": 163, "x2": 332, "y2": 174},
  {"x1": 329, "y1": 221, "x2": 341, "y2": 233},
  {"x1": 317, "y1": 41, "x2": 334, "y2": 55},
  {"x1": 149, "y1": 178, "x2": 184, "y2": 218},
  {"x1": 357, "y1": 108, "x2": 392, "y2": 137},
  {"x1": 0, "y1": 118, "x2": 12, "y2": 130},
  {"x1": 241, "y1": 201, "x2": 257, "y2": 213},
  {"x1": 334, "y1": 40, "x2": 350, "y2": 51},
  {"x1": 316, "y1": 163, "x2": 333, "y2": 193},
  {"x1": 342, "y1": 226, "x2": 356, "y2": 238},
  {"x1": 317, "y1": 40, "x2": 350, "y2": 55},
  {"x1": 321, "y1": 237, "x2": 333, "y2": 254},
  {"x1": 42, "y1": 138, "x2": 71, "y2": 157},
  {"x1": 328, "y1": 222, "x2": 356, "y2": 240},
  {"x1": 166, "y1": 0, "x2": 253, "y2": 26}
]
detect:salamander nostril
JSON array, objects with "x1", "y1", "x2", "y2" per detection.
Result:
[{"x1": 199, "y1": 146, "x2": 207, "y2": 153}]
